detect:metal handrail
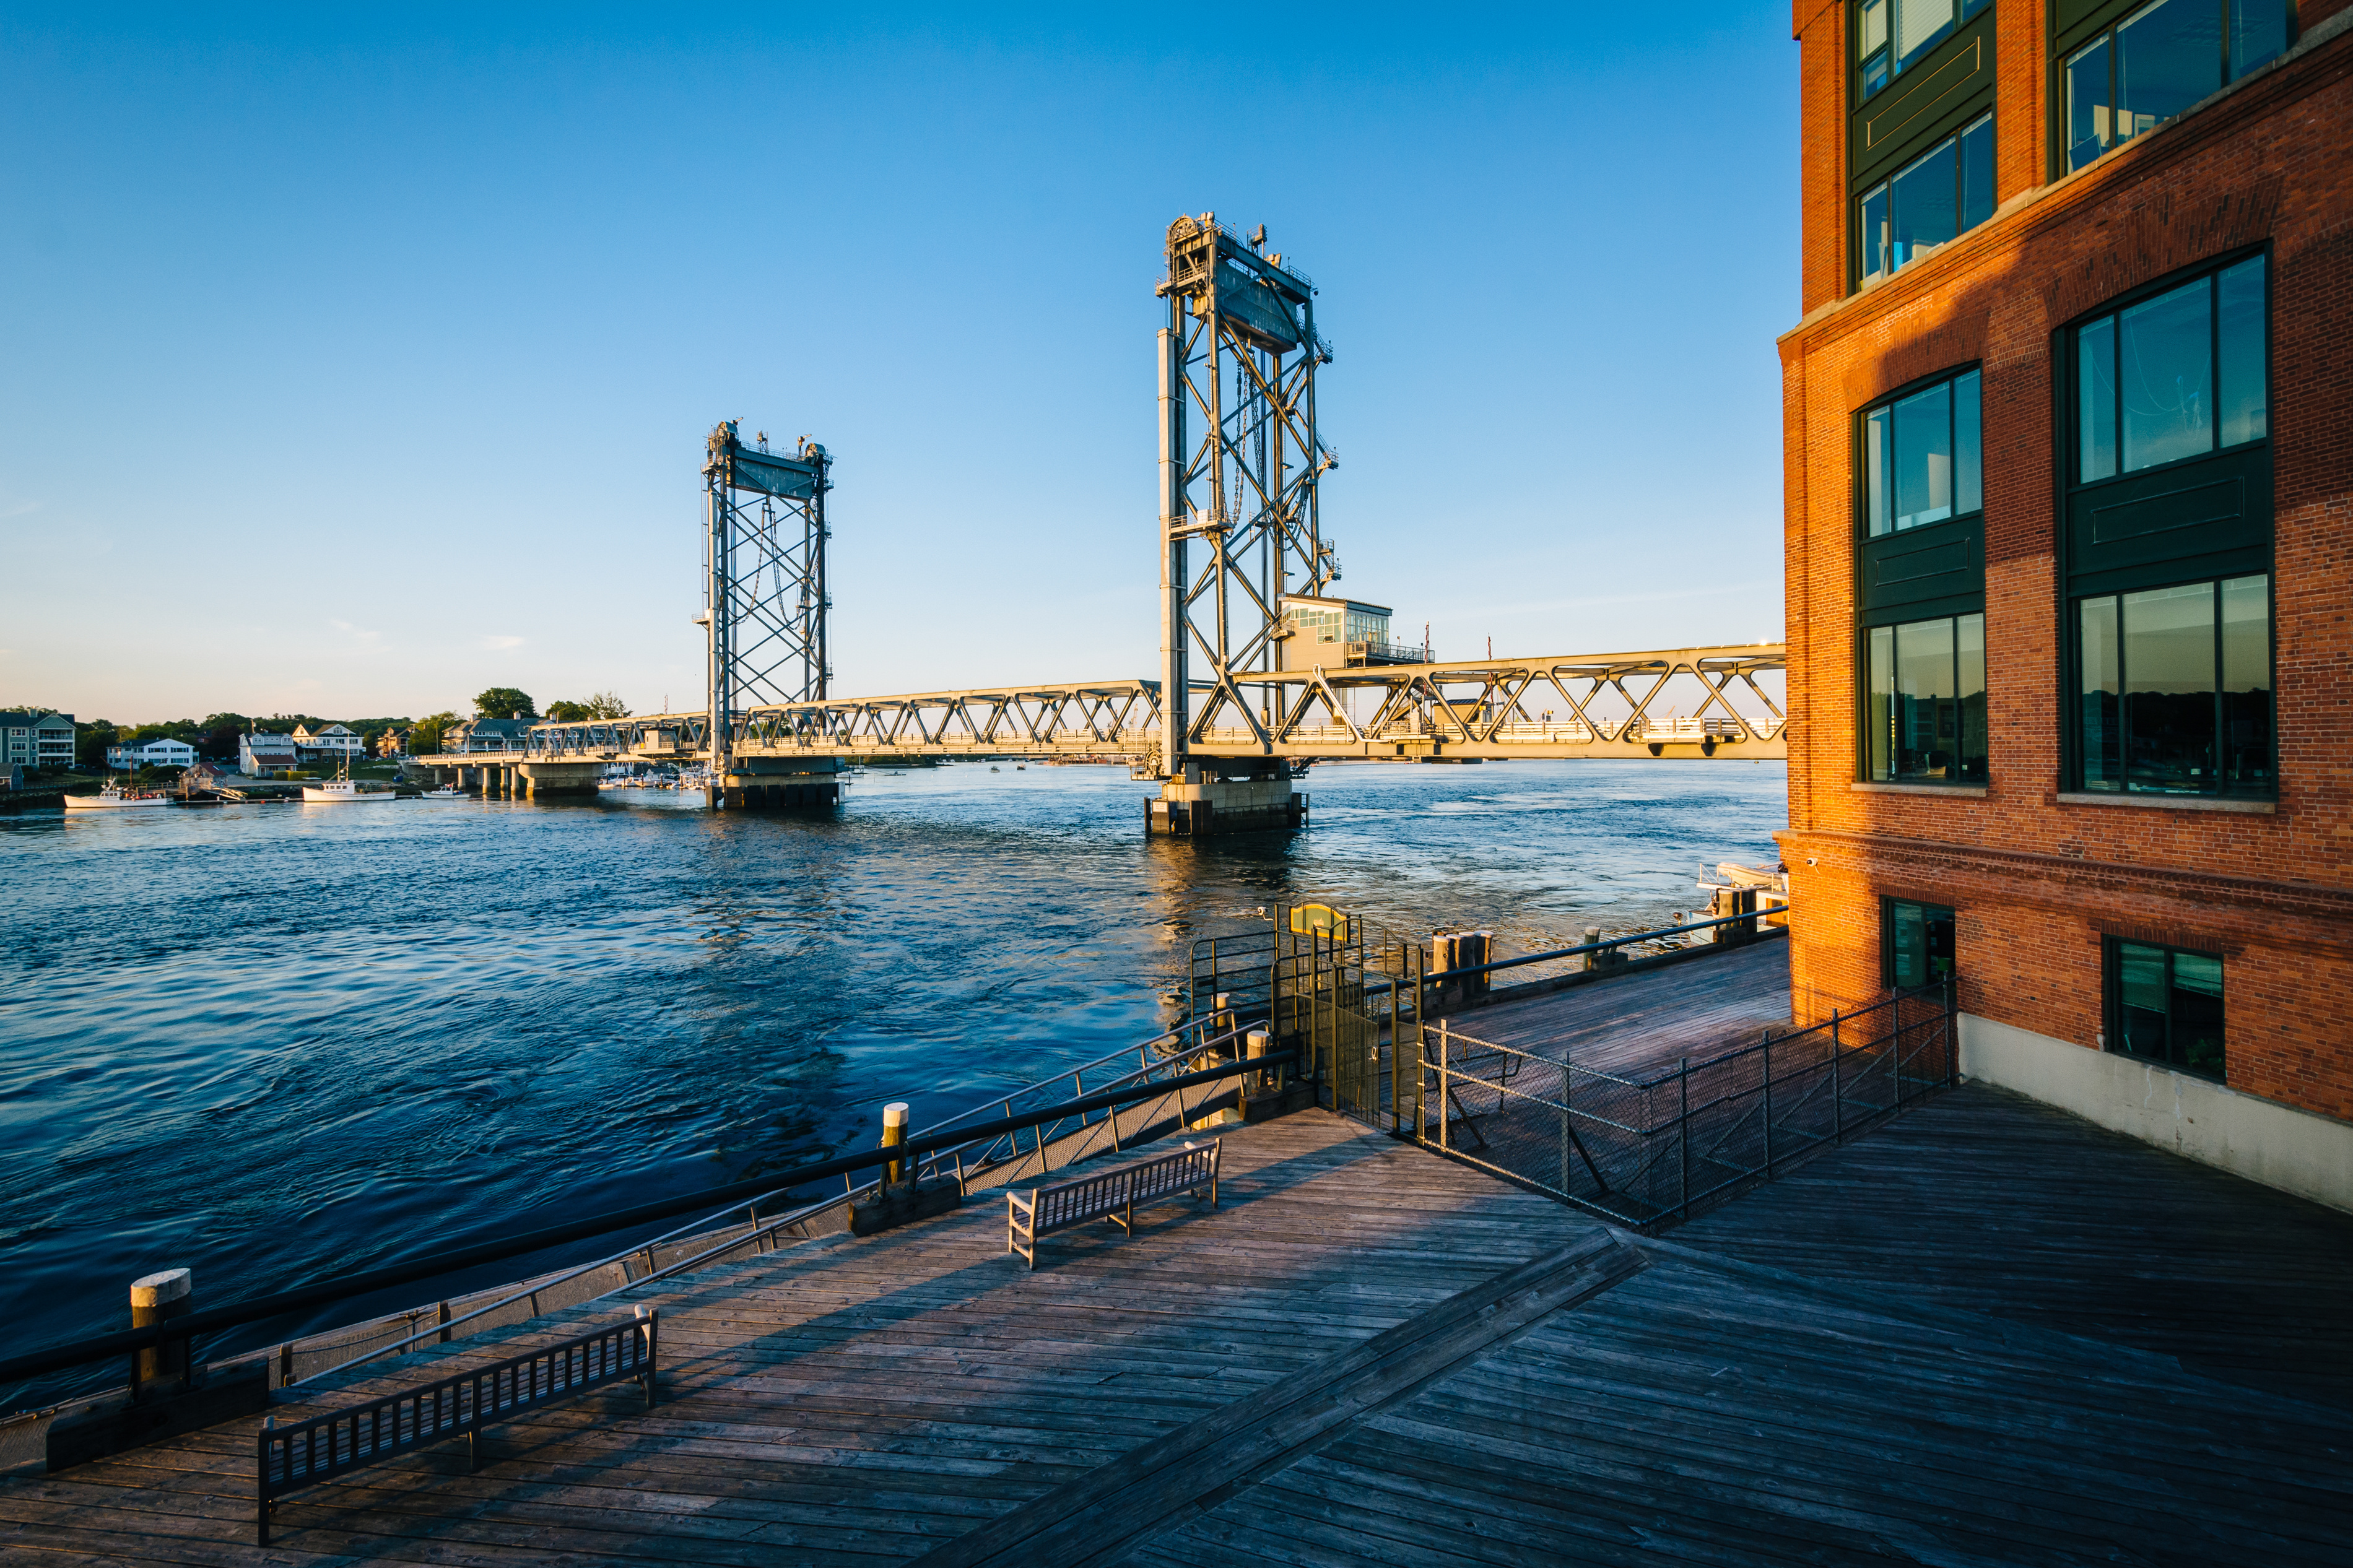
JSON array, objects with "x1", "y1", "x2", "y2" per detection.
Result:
[
  {"x1": 0, "y1": 1043, "x2": 1292, "y2": 1393},
  {"x1": 1369, "y1": 905, "x2": 1790, "y2": 995},
  {"x1": 300, "y1": 1025, "x2": 1261, "y2": 1385}
]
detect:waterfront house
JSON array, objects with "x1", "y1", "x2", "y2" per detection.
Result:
[
  {"x1": 442, "y1": 716, "x2": 534, "y2": 753},
  {"x1": 374, "y1": 727, "x2": 408, "y2": 758},
  {"x1": 0, "y1": 711, "x2": 74, "y2": 774},
  {"x1": 238, "y1": 731, "x2": 300, "y2": 777},
  {"x1": 106, "y1": 736, "x2": 197, "y2": 770},
  {"x1": 1777, "y1": 0, "x2": 2352, "y2": 1211},
  {"x1": 292, "y1": 723, "x2": 363, "y2": 765}
]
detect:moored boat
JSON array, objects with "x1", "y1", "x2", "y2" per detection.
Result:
[
  {"x1": 63, "y1": 782, "x2": 173, "y2": 811},
  {"x1": 301, "y1": 776, "x2": 396, "y2": 803}
]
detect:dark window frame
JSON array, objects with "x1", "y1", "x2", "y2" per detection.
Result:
[
  {"x1": 1853, "y1": 362, "x2": 1991, "y2": 786},
  {"x1": 1881, "y1": 897, "x2": 1958, "y2": 988},
  {"x1": 2102, "y1": 935, "x2": 2226, "y2": 1082},
  {"x1": 1853, "y1": 0, "x2": 1994, "y2": 103},
  {"x1": 2055, "y1": 247, "x2": 2275, "y2": 797},
  {"x1": 2066, "y1": 250, "x2": 2271, "y2": 489},
  {"x1": 2069, "y1": 571, "x2": 2274, "y2": 797},
  {"x1": 2051, "y1": 0, "x2": 2299, "y2": 181},
  {"x1": 1855, "y1": 113, "x2": 1997, "y2": 288}
]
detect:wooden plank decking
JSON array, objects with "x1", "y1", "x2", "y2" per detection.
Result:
[
  {"x1": 1446, "y1": 940, "x2": 1793, "y2": 1080},
  {"x1": 11, "y1": 1000, "x2": 2351, "y2": 1565}
]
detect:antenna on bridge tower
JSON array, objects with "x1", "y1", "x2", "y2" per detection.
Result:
[
  {"x1": 702, "y1": 420, "x2": 832, "y2": 807},
  {"x1": 1155, "y1": 214, "x2": 1334, "y2": 783}
]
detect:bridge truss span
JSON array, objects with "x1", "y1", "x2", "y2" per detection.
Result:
[{"x1": 419, "y1": 644, "x2": 1785, "y2": 771}]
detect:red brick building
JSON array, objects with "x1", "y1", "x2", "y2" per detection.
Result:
[{"x1": 1778, "y1": 0, "x2": 2353, "y2": 1209}]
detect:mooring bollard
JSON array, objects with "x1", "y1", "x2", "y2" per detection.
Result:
[
  {"x1": 881, "y1": 1101, "x2": 910, "y2": 1187},
  {"x1": 131, "y1": 1267, "x2": 193, "y2": 1395},
  {"x1": 1583, "y1": 927, "x2": 1603, "y2": 972},
  {"x1": 1247, "y1": 1028, "x2": 1271, "y2": 1091}
]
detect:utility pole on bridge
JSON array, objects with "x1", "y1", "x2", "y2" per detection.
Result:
[{"x1": 1152, "y1": 214, "x2": 1333, "y2": 834}]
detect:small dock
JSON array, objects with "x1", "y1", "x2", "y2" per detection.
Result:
[{"x1": 9, "y1": 1075, "x2": 2352, "y2": 1566}]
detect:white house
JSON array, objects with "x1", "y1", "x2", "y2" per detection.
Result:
[
  {"x1": 107, "y1": 737, "x2": 198, "y2": 770},
  {"x1": 0, "y1": 711, "x2": 75, "y2": 774},
  {"x1": 240, "y1": 732, "x2": 300, "y2": 777},
  {"x1": 292, "y1": 723, "x2": 363, "y2": 763}
]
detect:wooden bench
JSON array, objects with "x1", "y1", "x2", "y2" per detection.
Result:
[
  {"x1": 1007, "y1": 1140, "x2": 1220, "y2": 1269},
  {"x1": 254, "y1": 1308, "x2": 656, "y2": 1544}
]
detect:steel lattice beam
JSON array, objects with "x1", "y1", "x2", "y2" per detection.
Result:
[
  {"x1": 415, "y1": 647, "x2": 1787, "y2": 768},
  {"x1": 1156, "y1": 214, "x2": 1334, "y2": 780},
  {"x1": 703, "y1": 421, "x2": 830, "y2": 787}
]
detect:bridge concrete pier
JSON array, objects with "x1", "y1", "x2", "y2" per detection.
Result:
[
  {"x1": 711, "y1": 757, "x2": 845, "y2": 812},
  {"x1": 518, "y1": 761, "x2": 600, "y2": 798},
  {"x1": 1147, "y1": 765, "x2": 1307, "y2": 838}
]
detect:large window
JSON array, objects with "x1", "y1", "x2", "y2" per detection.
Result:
[
  {"x1": 1868, "y1": 614, "x2": 1988, "y2": 783},
  {"x1": 2064, "y1": 0, "x2": 2292, "y2": 171},
  {"x1": 1858, "y1": 0, "x2": 1993, "y2": 99},
  {"x1": 2077, "y1": 574, "x2": 2271, "y2": 797},
  {"x1": 2066, "y1": 253, "x2": 2272, "y2": 797},
  {"x1": 1864, "y1": 369, "x2": 1981, "y2": 535},
  {"x1": 1858, "y1": 116, "x2": 1994, "y2": 286},
  {"x1": 2076, "y1": 256, "x2": 2266, "y2": 481},
  {"x1": 2106, "y1": 938, "x2": 2224, "y2": 1081}
]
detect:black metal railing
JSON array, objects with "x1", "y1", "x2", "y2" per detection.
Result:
[
  {"x1": 1418, "y1": 979, "x2": 1957, "y2": 1229},
  {"x1": 0, "y1": 1044, "x2": 1294, "y2": 1401}
]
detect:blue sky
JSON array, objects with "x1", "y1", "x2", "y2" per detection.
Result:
[{"x1": 1, "y1": 4, "x2": 1798, "y2": 723}]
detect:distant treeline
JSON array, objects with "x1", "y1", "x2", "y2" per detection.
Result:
[{"x1": 14, "y1": 687, "x2": 632, "y2": 769}]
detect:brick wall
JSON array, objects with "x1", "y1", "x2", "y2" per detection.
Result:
[{"x1": 1779, "y1": 13, "x2": 2353, "y2": 1123}]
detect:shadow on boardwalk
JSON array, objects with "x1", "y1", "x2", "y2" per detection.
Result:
[{"x1": 8, "y1": 1073, "x2": 2351, "y2": 1566}]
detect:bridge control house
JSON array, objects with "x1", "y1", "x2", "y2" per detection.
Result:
[{"x1": 1778, "y1": 0, "x2": 2353, "y2": 1210}]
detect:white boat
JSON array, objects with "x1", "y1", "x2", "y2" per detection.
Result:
[
  {"x1": 64, "y1": 781, "x2": 173, "y2": 811},
  {"x1": 301, "y1": 777, "x2": 395, "y2": 803},
  {"x1": 422, "y1": 786, "x2": 462, "y2": 799}
]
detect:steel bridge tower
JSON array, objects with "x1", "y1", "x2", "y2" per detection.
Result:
[
  {"x1": 1152, "y1": 214, "x2": 1331, "y2": 831},
  {"x1": 702, "y1": 420, "x2": 835, "y2": 807}
]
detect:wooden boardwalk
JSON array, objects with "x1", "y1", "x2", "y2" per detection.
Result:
[
  {"x1": 9, "y1": 1085, "x2": 2351, "y2": 1564},
  {"x1": 1447, "y1": 940, "x2": 1792, "y2": 1080}
]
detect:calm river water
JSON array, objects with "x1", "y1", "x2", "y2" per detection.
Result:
[{"x1": 1, "y1": 760, "x2": 1782, "y2": 1403}]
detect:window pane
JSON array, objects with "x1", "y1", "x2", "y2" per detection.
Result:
[
  {"x1": 1892, "y1": 381, "x2": 1954, "y2": 530},
  {"x1": 2081, "y1": 596, "x2": 2121, "y2": 789},
  {"x1": 1896, "y1": 0, "x2": 1955, "y2": 72},
  {"x1": 2120, "y1": 279, "x2": 2212, "y2": 472},
  {"x1": 2228, "y1": 0, "x2": 2286, "y2": 79},
  {"x1": 1890, "y1": 901, "x2": 1927, "y2": 989},
  {"x1": 1889, "y1": 137, "x2": 1959, "y2": 273},
  {"x1": 1861, "y1": 183, "x2": 1891, "y2": 285},
  {"x1": 1895, "y1": 615, "x2": 1957, "y2": 779},
  {"x1": 1865, "y1": 405, "x2": 1892, "y2": 537},
  {"x1": 2170, "y1": 951, "x2": 2225, "y2": 1079},
  {"x1": 2080, "y1": 315, "x2": 2117, "y2": 481},
  {"x1": 2067, "y1": 37, "x2": 2113, "y2": 170},
  {"x1": 1868, "y1": 625, "x2": 1895, "y2": 781},
  {"x1": 1959, "y1": 115, "x2": 1994, "y2": 232},
  {"x1": 1960, "y1": 0, "x2": 1990, "y2": 17},
  {"x1": 2220, "y1": 574, "x2": 2271, "y2": 794},
  {"x1": 1866, "y1": 48, "x2": 1890, "y2": 96},
  {"x1": 2117, "y1": 0, "x2": 2222, "y2": 145},
  {"x1": 1957, "y1": 612, "x2": 1987, "y2": 782},
  {"x1": 2115, "y1": 942, "x2": 2170, "y2": 1059},
  {"x1": 1953, "y1": 369, "x2": 1981, "y2": 515},
  {"x1": 2121, "y1": 583, "x2": 2217, "y2": 794},
  {"x1": 1860, "y1": 0, "x2": 1888, "y2": 59},
  {"x1": 2217, "y1": 256, "x2": 2267, "y2": 447}
]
